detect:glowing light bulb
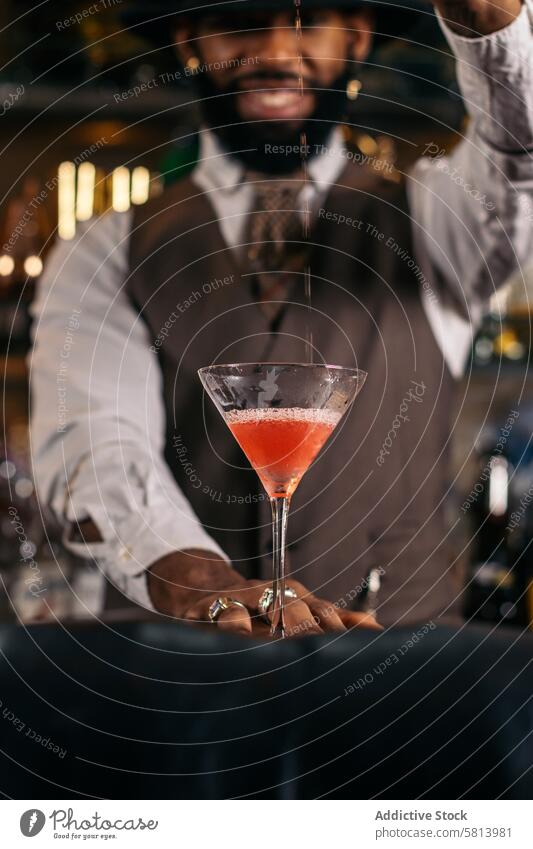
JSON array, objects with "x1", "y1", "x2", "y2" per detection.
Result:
[
  {"x1": 76, "y1": 162, "x2": 96, "y2": 221},
  {"x1": 112, "y1": 167, "x2": 131, "y2": 212},
  {"x1": 24, "y1": 255, "x2": 43, "y2": 277},
  {"x1": 58, "y1": 161, "x2": 76, "y2": 240},
  {"x1": 131, "y1": 167, "x2": 150, "y2": 205},
  {"x1": 0, "y1": 255, "x2": 15, "y2": 276}
]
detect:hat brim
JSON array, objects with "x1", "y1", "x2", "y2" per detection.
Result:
[{"x1": 122, "y1": 0, "x2": 434, "y2": 46}]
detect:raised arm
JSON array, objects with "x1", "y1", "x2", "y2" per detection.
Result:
[{"x1": 408, "y1": 0, "x2": 533, "y2": 372}]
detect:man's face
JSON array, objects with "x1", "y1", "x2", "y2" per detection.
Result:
[{"x1": 175, "y1": 9, "x2": 373, "y2": 130}]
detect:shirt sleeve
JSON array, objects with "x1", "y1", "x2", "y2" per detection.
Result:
[
  {"x1": 29, "y1": 210, "x2": 229, "y2": 610},
  {"x1": 408, "y1": 1, "x2": 533, "y2": 377}
]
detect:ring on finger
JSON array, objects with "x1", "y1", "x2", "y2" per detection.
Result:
[
  {"x1": 208, "y1": 596, "x2": 248, "y2": 624},
  {"x1": 258, "y1": 586, "x2": 298, "y2": 622}
]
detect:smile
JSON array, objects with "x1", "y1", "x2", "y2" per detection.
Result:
[{"x1": 237, "y1": 87, "x2": 315, "y2": 120}]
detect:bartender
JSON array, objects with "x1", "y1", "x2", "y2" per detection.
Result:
[{"x1": 31, "y1": 0, "x2": 532, "y2": 635}]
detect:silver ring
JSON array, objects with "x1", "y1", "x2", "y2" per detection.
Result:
[
  {"x1": 258, "y1": 586, "x2": 298, "y2": 621},
  {"x1": 208, "y1": 596, "x2": 248, "y2": 624}
]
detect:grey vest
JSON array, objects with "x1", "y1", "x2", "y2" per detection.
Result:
[{"x1": 126, "y1": 163, "x2": 457, "y2": 626}]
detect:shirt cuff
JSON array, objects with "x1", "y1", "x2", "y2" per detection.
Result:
[
  {"x1": 438, "y1": 2, "x2": 533, "y2": 152},
  {"x1": 63, "y1": 505, "x2": 231, "y2": 611}
]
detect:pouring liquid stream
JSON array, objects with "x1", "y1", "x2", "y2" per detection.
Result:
[{"x1": 295, "y1": 0, "x2": 314, "y2": 364}]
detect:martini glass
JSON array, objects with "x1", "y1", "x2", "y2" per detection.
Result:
[{"x1": 198, "y1": 363, "x2": 367, "y2": 638}]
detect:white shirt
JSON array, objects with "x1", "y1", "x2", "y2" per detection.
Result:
[{"x1": 30, "y1": 5, "x2": 533, "y2": 608}]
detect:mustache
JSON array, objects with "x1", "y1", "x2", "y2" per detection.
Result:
[{"x1": 231, "y1": 69, "x2": 317, "y2": 88}]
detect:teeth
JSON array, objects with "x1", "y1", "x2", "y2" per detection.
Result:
[{"x1": 257, "y1": 91, "x2": 299, "y2": 107}]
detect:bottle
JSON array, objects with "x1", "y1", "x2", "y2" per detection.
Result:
[{"x1": 464, "y1": 428, "x2": 532, "y2": 627}]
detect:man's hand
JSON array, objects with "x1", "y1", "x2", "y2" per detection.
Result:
[
  {"x1": 148, "y1": 549, "x2": 381, "y2": 638},
  {"x1": 432, "y1": 0, "x2": 522, "y2": 37}
]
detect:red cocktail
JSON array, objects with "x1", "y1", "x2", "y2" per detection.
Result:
[{"x1": 226, "y1": 407, "x2": 340, "y2": 498}]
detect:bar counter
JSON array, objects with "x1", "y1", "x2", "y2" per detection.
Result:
[{"x1": 0, "y1": 621, "x2": 531, "y2": 799}]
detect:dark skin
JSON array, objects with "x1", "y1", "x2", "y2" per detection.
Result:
[
  {"x1": 72, "y1": 524, "x2": 381, "y2": 636},
  {"x1": 76, "y1": 0, "x2": 522, "y2": 636},
  {"x1": 174, "y1": 2, "x2": 522, "y2": 131},
  {"x1": 147, "y1": 549, "x2": 381, "y2": 637},
  {"x1": 175, "y1": 9, "x2": 375, "y2": 129}
]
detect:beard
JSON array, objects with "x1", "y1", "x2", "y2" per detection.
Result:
[{"x1": 192, "y1": 68, "x2": 352, "y2": 174}]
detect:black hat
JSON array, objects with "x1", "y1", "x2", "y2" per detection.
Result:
[{"x1": 122, "y1": 0, "x2": 434, "y2": 46}]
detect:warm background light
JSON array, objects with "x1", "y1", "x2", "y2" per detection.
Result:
[
  {"x1": 112, "y1": 167, "x2": 131, "y2": 212},
  {"x1": 76, "y1": 162, "x2": 96, "y2": 221},
  {"x1": 131, "y1": 167, "x2": 150, "y2": 205},
  {"x1": 0, "y1": 255, "x2": 15, "y2": 276},
  {"x1": 58, "y1": 161, "x2": 76, "y2": 240},
  {"x1": 23, "y1": 255, "x2": 44, "y2": 278}
]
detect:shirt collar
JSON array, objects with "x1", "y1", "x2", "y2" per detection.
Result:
[
  {"x1": 307, "y1": 128, "x2": 348, "y2": 191},
  {"x1": 194, "y1": 126, "x2": 348, "y2": 194}
]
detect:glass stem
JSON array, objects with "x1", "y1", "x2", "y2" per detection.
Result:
[{"x1": 270, "y1": 496, "x2": 291, "y2": 638}]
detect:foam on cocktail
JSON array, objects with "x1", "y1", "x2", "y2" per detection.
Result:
[{"x1": 224, "y1": 407, "x2": 342, "y2": 427}]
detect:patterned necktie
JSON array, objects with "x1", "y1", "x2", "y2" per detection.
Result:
[{"x1": 245, "y1": 171, "x2": 310, "y2": 322}]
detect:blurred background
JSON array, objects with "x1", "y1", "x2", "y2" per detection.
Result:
[{"x1": 1, "y1": 0, "x2": 532, "y2": 628}]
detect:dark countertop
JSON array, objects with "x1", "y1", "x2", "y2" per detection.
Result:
[{"x1": 0, "y1": 621, "x2": 531, "y2": 799}]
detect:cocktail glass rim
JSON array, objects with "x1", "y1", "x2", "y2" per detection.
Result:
[{"x1": 199, "y1": 362, "x2": 366, "y2": 373}]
